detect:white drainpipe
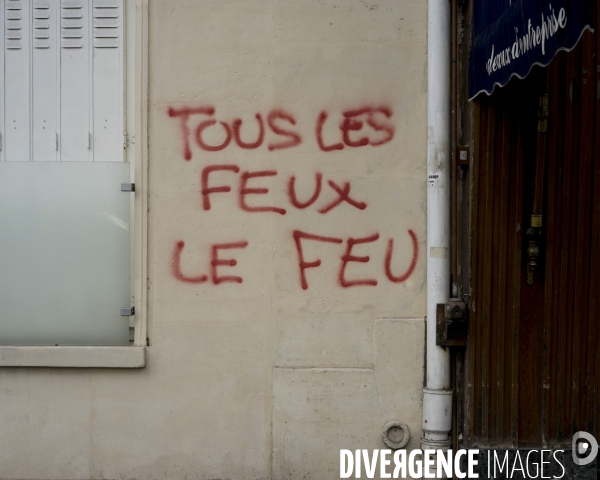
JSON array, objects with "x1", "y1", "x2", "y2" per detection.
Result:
[{"x1": 423, "y1": 0, "x2": 452, "y2": 454}]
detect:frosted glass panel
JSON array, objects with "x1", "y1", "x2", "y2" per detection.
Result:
[{"x1": 0, "y1": 162, "x2": 130, "y2": 345}]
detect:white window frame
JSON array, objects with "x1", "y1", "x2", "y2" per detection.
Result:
[{"x1": 0, "y1": 0, "x2": 148, "y2": 368}]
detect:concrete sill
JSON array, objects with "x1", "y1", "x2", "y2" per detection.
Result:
[{"x1": 0, "y1": 346, "x2": 146, "y2": 368}]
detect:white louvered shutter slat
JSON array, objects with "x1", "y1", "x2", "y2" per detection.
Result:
[
  {"x1": 32, "y1": 0, "x2": 58, "y2": 161},
  {"x1": 4, "y1": 0, "x2": 30, "y2": 161},
  {"x1": 0, "y1": 1, "x2": 4, "y2": 160},
  {"x1": 92, "y1": 0, "x2": 122, "y2": 162},
  {"x1": 60, "y1": 0, "x2": 90, "y2": 161}
]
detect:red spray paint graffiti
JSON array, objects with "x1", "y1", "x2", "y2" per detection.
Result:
[
  {"x1": 196, "y1": 120, "x2": 232, "y2": 152},
  {"x1": 167, "y1": 106, "x2": 215, "y2": 161},
  {"x1": 315, "y1": 111, "x2": 344, "y2": 152},
  {"x1": 287, "y1": 173, "x2": 323, "y2": 209},
  {"x1": 171, "y1": 241, "x2": 208, "y2": 284},
  {"x1": 339, "y1": 233, "x2": 380, "y2": 288},
  {"x1": 239, "y1": 170, "x2": 286, "y2": 215},
  {"x1": 211, "y1": 241, "x2": 249, "y2": 284},
  {"x1": 292, "y1": 230, "x2": 344, "y2": 291},
  {"x1": 317, "y1": 180, "x2": 367, "y2": 214},
  {"x1": 167, "y1": 104, "x2": 395, "y2": 160},
  {"x1": 172, "y1": 239, "x2": 249, "y2": 285},
  {"x1": 168, "y1": 102, "x2": 417, "y2": 291},
  {"x1": 291, "y1": 229, "x2": 419, "y2": 290},
  {"x1": 267, "y1": 109, "x2": 303, "y2": 151},
  {"x1": 232, "y1": 114, "x2": 265, "y2": 149},
  {"x1": 201, "y1": 164, "x2": 240, "y2": 210},
  {"x1": 172, "y1": 229, "x2": 419, "y2": 289},
  {"x1": 384, "y1": 229, "x2": 419, "y2": 283},
  {"x1": 199, "y1": 165, "x2": 366, "y2": 215}
]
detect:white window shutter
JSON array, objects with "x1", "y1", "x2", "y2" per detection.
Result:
[
  {"x1": 32, "y1": 0, "x2": 58, "y2": 161},
  {"x1": 60, "y1": 0, "x2": 90, "y2": 161},
  {"x1": 1, "y1": 0, "x2": 123, "y2": 163},
  {"x1": 4, "y1": 0, "x2": 31, "y2": 162},
  {"x1": 0, "y1": 3, "x2": 3, "y2": 160},
  {"x1": 92, "y1": 0, "x2": 122, "y2": 162}
]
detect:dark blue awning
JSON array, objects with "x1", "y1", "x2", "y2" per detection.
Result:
[{"x1": 468, "y1": 0, "x2": 594, "y2": 100}]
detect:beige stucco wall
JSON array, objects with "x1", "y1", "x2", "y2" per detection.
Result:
[{"x1": 0, "y1": 1, "x2": 427, "y2": 479}]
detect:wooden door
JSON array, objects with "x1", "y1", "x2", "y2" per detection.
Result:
[{"x1": 465, "y1": 25, "x2": 600, "y2": 447}]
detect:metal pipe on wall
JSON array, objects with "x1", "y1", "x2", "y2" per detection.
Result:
[{"x1": 423, "y1": 0, "x2": 453, "y2": 454}]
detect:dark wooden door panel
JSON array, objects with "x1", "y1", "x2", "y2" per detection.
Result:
[{"x1": 466, "y1": 20, "x2": 600, "y2": 447}]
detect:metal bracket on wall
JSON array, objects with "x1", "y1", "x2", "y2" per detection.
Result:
[
  {"x1": 121, "y1": 183, "x2": 135, "y2": 192},
  {"x1": 436, "y1": 298, "x2": 468, "y2": 347},
  {"x1": 456, "y1": 146, "x2": 469, "y2": 167},
  {"x1": 120, "y1": 307, "x2": 135, "y2": 317}
]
